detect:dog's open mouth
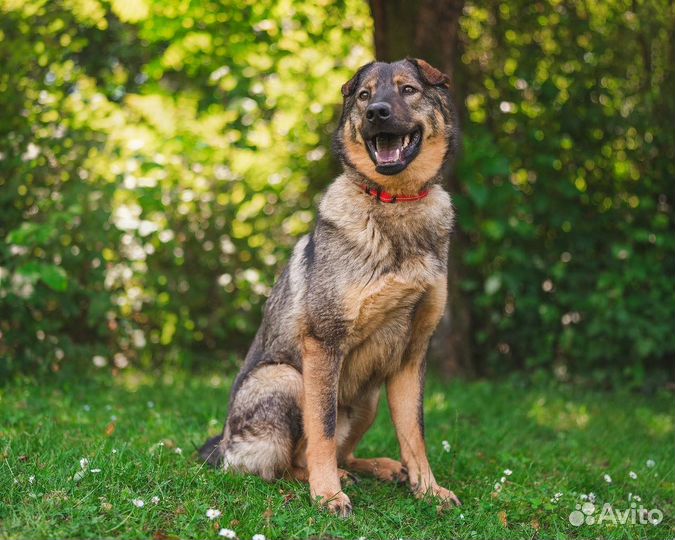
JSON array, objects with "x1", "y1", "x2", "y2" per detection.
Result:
[{"x1": 365, "y1": 128, "x2": 422, "y2": 175}]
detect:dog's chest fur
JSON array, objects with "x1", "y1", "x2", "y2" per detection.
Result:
[{"x1": 315, "y1": 177, "x2": 453, "y2": 404}]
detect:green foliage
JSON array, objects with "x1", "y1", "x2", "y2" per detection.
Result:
[
  {"x1": 0, "y1": 0, "x2": 371, "y2": 373},
  {"x1": 455, "y1": 0, "x2": 675, "y2": 380},
  {"x1": 0, "y1": 0, "x2": 672, "y2": 380}
]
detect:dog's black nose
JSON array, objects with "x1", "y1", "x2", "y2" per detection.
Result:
[{"x1": 366, "y1": 102, "x2": 391, "y2": 123}]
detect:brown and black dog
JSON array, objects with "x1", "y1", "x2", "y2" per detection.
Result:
[{"x1": 200, "y1": 58, "x2": 461, "y2": 516}]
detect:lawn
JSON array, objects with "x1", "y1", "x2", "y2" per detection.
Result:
[{"x1": 1, "y1": 368, "x2": 673, "y2": 539}]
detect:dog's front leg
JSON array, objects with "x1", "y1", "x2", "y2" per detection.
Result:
[
  {"x1": 386, "y1": 281, "x2": 461, "y2": 506},
  {"x1": 302, "y1": 336, "x2": 351, "y2": 516}
]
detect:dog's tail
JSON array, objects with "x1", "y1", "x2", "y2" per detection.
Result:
[{"x1": 198, "y1": 435, "x2": 226, "y2": 467}]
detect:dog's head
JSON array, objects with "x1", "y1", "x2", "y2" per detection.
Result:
[{"x1": 334, "y1": 58, "x2": 458, "y2": 192}]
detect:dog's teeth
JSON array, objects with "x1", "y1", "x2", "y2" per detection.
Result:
[
  {"x1": 403, "y1": 134, "x2": 409, "y2": 147},
  {"x1": 394, "y1": 148, "x2": 400, "y2": 160}
]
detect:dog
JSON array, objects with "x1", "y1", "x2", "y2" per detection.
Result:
[{"x1": 200, "y1": 58, "x2": 460, "y2": 516}]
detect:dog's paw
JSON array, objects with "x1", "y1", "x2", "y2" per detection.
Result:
[
  {"x1": 318, "y1": 491, "x2": 353, "y2": 517},
  {"x1": 337, "y1": 468, "x2": 360, "y2": 485},
  {"x1": 413, "y1": 484, "x2": 462, "y2": 507},
  {"x1": 372, "y1": 458, "x2": 408, "y2": 483}
]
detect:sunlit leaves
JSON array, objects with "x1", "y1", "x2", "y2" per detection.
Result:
[{"x1": 0, "y1": 0, "x2": 372, "y2": 372}]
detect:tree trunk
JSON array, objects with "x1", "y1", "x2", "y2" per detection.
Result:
[{"x1": 369, "y1": 0, "x2": 474, "y2": 378}]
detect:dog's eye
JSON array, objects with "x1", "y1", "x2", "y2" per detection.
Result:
[
  {"x1": 358, "y1": 90, "x2": 370, "y2": 101},
  {"x1": 401, "y1": 85, "x2": 418, "y2": 95}
]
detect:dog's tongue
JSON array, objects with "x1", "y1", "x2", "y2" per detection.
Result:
[{"x1": 375, "y1": 135, "x2": 402, "y2": 164}]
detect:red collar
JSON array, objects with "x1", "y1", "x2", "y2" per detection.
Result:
[{"x1": 359, "y1": 183, "x2": 429, "y2": 203}]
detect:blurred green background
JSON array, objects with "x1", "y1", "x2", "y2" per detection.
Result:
[{"x1": 1, "y1": 0, "x2": 673, "y2": 386}]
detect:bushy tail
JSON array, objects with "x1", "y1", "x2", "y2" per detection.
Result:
[{"x1": 198, "y1": 435, "x2": 225, "y2": 467}]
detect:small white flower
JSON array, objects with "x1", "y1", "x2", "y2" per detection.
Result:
[
  {"x1": 206, "y1": 508, "x2": 222, "y2": 520},
  {"x1": 112, "y1": 449, "x2": 118, "y2": 454},
  {"x1": 604, "y1": 474, "x2": 612, "y2": 483},
  {"x1": 629, "y1": 471, "x2": 637, "y2": 479},
  {"x1": 646, "y1": 459, "x2": 655, "y2": 468},
  {"x1": 73, "y1": 470, "x2": 86, "y2": 481},
  {"x1": 252, "y1": 535, "x2": 265, "y2": 540},
  {"x1": 494, "y1": 482, "x2": 502, "y2": 492},
  {"x1": 83, "y1": 404, "x2": 91, "y2": 412},
  {"x1": 460, "y1": 513, "x2": 465, "y2": 519},
  {"x1": 92, "y1": 355, "x2": 107, "y2": 367},
  {"x1": 580, "y1": 494, "x2": 588, "y2": 500},
  {"x1": 147, "y1": 401, "x2": 155, "y2": 408},
  {"x1": 503, "y1": 469, "x2": 512, "y2": 476},
  {"x1": 634, "y1": 495, "x2": 641, "y2": 502},
  {"x1": 79, "y1": 458, "x2": 89, "y2": 470},
  {"x1": 90, "y1": 468, "x2": 101, "y2": 473},
  {"x1": 588, "y1": 492, "x2": 596, "y2": 503},
  {"x1": 500, "y1": 476, "x2": 506, "y2": 483},
  {"x1": 218, "y1": 529, "x2": 236, "y2": 538},
  {"x1": 441, "y1": 440, "x2": 451, "y2": 452},
  {"x1": 28, "y1": 475, "x2": 35, "y2": 484},
  {"x1": 174, "y1": 447, "x2": 183, "y2": 455},
  {"x1": 132, "y1": 498, "x2": 145, "y2": 508},
  {"x1": 151, "y1": 496, "x2": 160, "y2": 504}
]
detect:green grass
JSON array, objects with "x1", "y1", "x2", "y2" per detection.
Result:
[{"x1": 1, "y1": 368, "x2": 673, "y2": 539}]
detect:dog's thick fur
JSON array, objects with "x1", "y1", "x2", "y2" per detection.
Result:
[{"x1": 200, "y1": 59, "x2": 460, "y2": 516}]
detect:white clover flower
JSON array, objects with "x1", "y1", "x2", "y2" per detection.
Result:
[
  {"x1": 83, "y1": 404, "x2": 91, "y2": 412},
  {"x1": 252, "y1": 535, "x2": 266, "y2": 540},
  {"x1": 206, "y1": 508, "x2": 222, "y2": 520},
  {"x1": 580, "y1": 493, "x2": 588, "y2": 500},
  {"x1": 588, "y1": 492, "x2": 596, "y2": 503},
  {"x1": 174, "y1": 447, "x2": 183, "y2": 455},
  {"x1": 500, "y1": 476, "x2": 506, "y2": 483},
  {"x1": 494, "y1": 482, "x2": 502, "y2": 492},
  {"x1": 132, "y1": 498, "x2": 145, "y2": 508},
  {"x1": 151, "y1": 496, "x2": 160, "y2": 504},
  {"x1": 604, "y1": 474, "x2": 612, "y2": 483},
  {"x1": 28, "y1": 475, "x2": 35, "y2": 484},
  {"x1": 79, "y1": 458, "x2": 89, "y2": 470},
  {"x1": 112, "y1": 448, "x2": 118, "y2": 454},
  {"x1": 218, "y1": 529, "x2": 236, "y2": 538},
  {"x1": 503, "y1": 469, "x2": 512, "y2": 476},
  {"x1": 646, "y1": 459, "x2": 655, "y2": 468},
  {"x1": 629, "y1": 471, "x2": 637, "y2": 479},
  {"x1": 73, "y1": 470, "x2": 86, "y2": 481},
  {"x1": 634, "y1": 495, "x2": 641, "y2": 502},
  {"x1": 147, "y1": 401, "x2": 155, "y2": 408},
  {"x1": 441, "y1": 440, "x2": 451, "y2": 452}
]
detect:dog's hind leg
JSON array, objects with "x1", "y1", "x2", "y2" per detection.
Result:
[
  {"x1": 336, "y1": 388, "x2": 408, "y2": 483},
  {"x1": 215, "y1": 364, "x2": 304, "y2": 481}
]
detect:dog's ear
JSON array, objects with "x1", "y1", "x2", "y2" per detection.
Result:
[
  {"x1": 407, "y1": 58, "x2": 450, "y2": 88},
  {"x1": 341, "y1": 61, "x2": 375, "y2": 97}
]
